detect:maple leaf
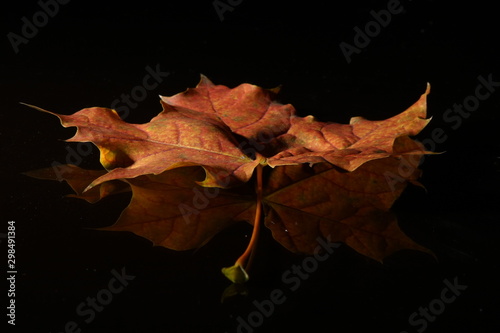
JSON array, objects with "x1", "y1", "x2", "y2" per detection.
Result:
[
  {"x1": 23, "y1": 103, "x2": 263, "y2": 189},
  {"x1": 24, "y1": 76, "x2": 434, "y2": 285},
  {"x1": 267, "y1": 84, "x2": 431, "y2": 170},
  {"x1": 261, "y1": 138, "x2": 430, "y2": 260},
  {"x1": 160, "y1": 75, "x2": 295, "y2": 143}
]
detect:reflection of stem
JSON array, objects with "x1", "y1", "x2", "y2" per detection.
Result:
[{"x1": 235, "y1": 164, "x2": 263, "y2": 270}]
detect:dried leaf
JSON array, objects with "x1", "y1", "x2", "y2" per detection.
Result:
[
  {"x1": 24, "y1": 104, "x2": 263, "y2": 189},
  {"x1": 160, "y1": 75, "x2": 295, "y2": 143},
  {"x1": 267, "y1": 84, "x2": 431, "y2": 171},
  {"x1": 262, "y1": 149, "x2": 429, "y2": 261},
  {"x1": 24, "y1": 77, "x2": 435, "y2": 283}
]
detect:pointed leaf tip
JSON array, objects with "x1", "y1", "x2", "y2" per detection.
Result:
[
  {"x1": 19, "y1": 102, "x2": 54, "y2": 114},
  {"x1": 198, "y1": 74, "x2": 214, "y2": 87}
]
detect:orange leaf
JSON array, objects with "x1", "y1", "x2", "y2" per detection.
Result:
[
  {"x1": 24, "y1": 78, "x2": 435, "y2": 282},
  {"x1": 24, "y1": 104, "x2": 263, "y2": 189},
  {"x1": 262, "y1": 154, "x2": 430, "y2": 261},
  {"x1": 267, "y1": 83, "x2": 431, "y2": 171},
  {"x1": 160, "y1": 75, "x2": 295, "y2": 143}
]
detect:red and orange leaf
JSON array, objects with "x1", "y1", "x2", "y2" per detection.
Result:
[
  {"x1": 262, "y1": 151, "x2": 431, "y2": 261},
  {"x1": 24, "y1": 104, "x2": 263, "y2": 189},
  {"x1": 97, "y1": 135, "x2": 429, "y2": 260},
  {"x1": 267, "y1": 84, "x2": 431, "y2": 171},
  {"x1": 97, "y1": 150, "x2": 430, "y2": 261},
  {"x1": 24, "y1": 77, "x2": 435, "y2": 282},
  {"x1": 160, "y1": 75, "x2": 295, "y2": 143}
]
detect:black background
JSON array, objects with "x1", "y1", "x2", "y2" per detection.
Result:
[{"x1": 2, "y1": 1, "x2": 500, "y2": 332}]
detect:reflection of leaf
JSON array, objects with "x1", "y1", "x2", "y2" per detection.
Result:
[
  {"x1": 23, "y1": 164, "x2": 130, "y2": 203},
  {"x1": 262, "y1": 149, "x2": 429, "y2": 261},
  {"x1": 24, "y1": 76, "x2": 434, "y2": 284},
  {"x1": 103, "y1": 167, "x2": 254, "y2": 251}
]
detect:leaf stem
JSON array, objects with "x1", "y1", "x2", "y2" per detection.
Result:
[
  {"x1": 235, "y1": 164, "x2": 263, "y2": 269},
  {"x1": 222, "y1": 164, "x2": 263, "y2": 283}
]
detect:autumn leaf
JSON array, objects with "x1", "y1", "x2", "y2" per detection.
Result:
[
  {"x1": 24, "y1": 76, "x2": 434, "y2": 284},
  {"x1": 160, "y1": 75, "x2": 295, "y2": 143},
  {"x1": 23, "y1": 103, "x2": 264, "y2": 189},
  {"x1": 267, "y1": 84, "x2": 431, "y2": 171},
  {"x1": 261, "y1": 139, "x2": 430, "y2": 260},
  {"x1": 98, "y1": 139, "x2": 430, "y2": 281}
]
